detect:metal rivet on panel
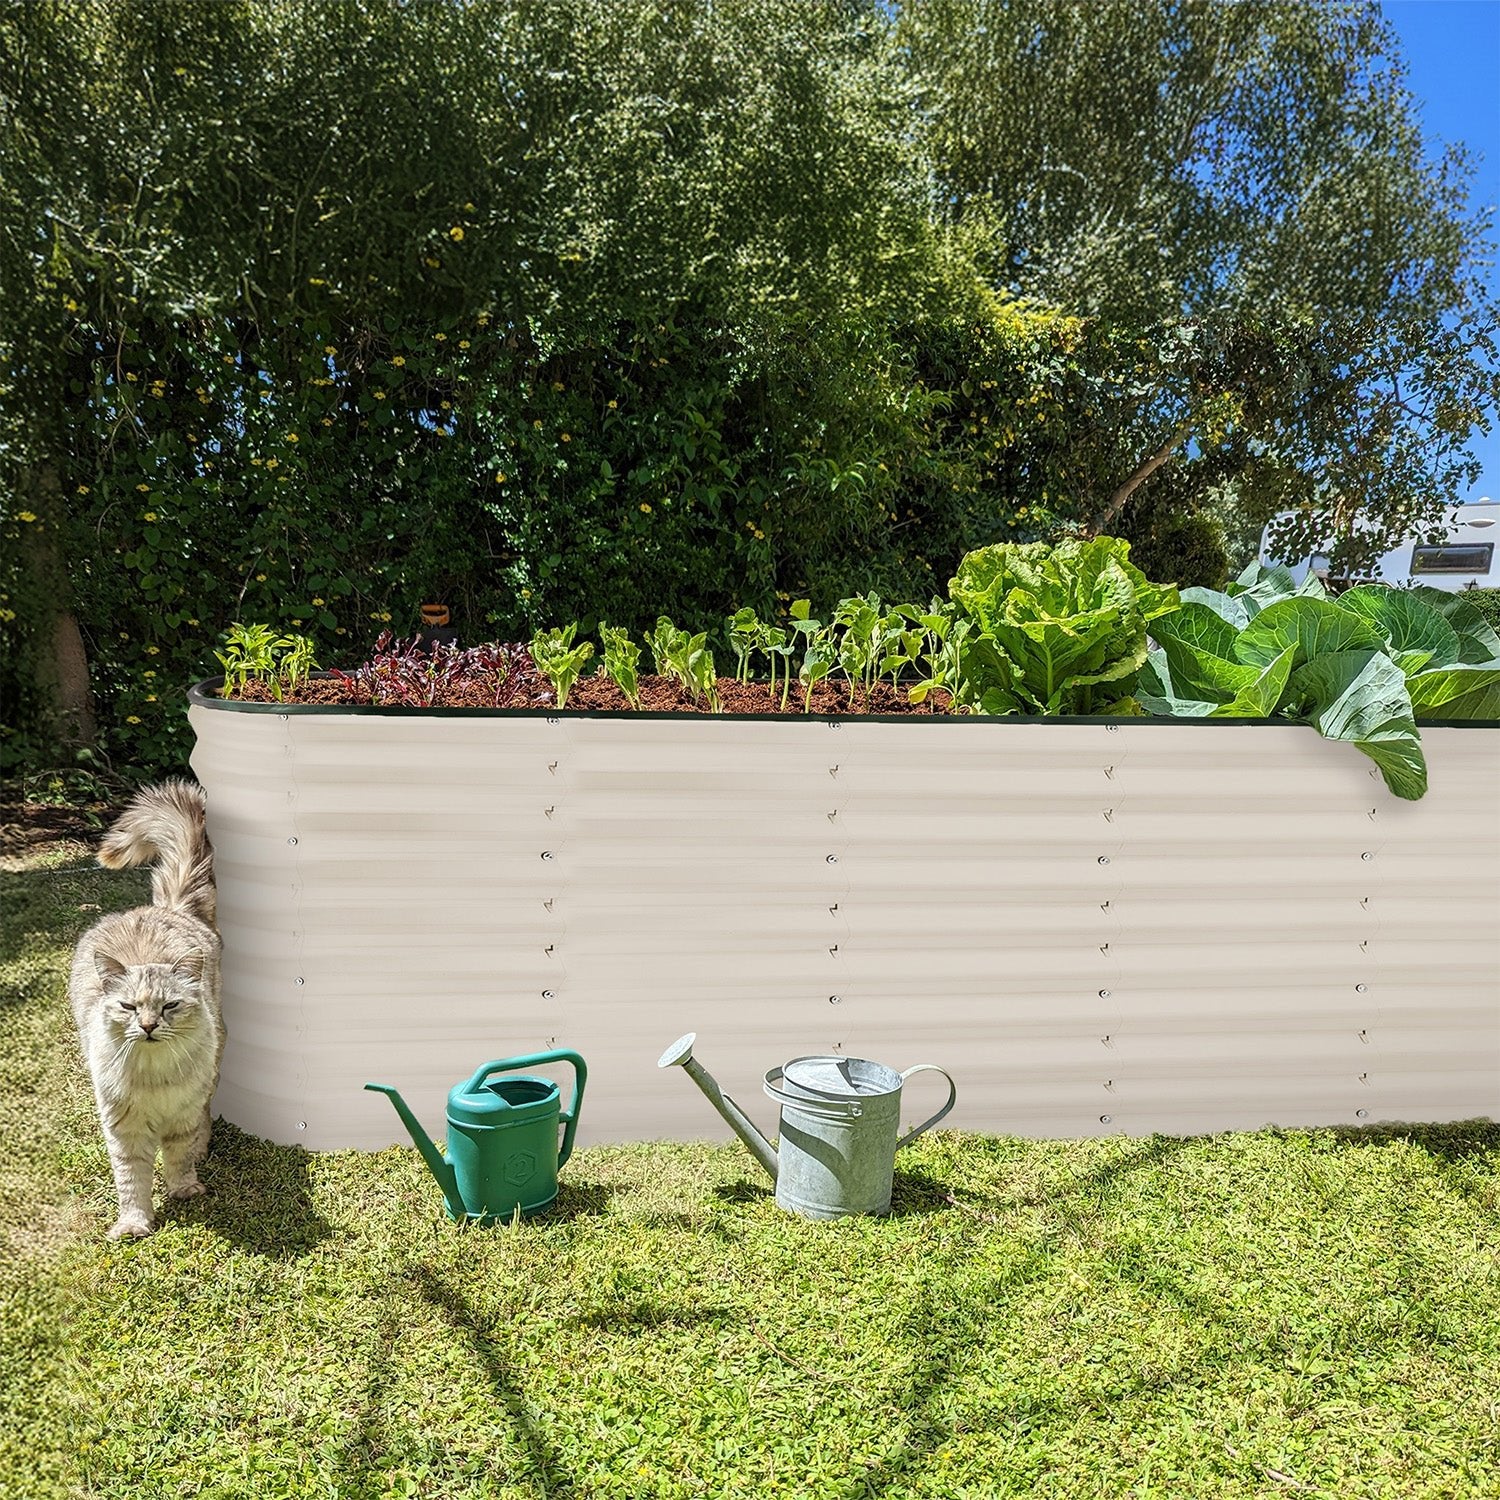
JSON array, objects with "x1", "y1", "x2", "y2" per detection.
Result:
[
  {"x1": 829, "y1": 995, "x2": 842, "y2": 1005},
  {"x1": 1103, "y1": 766, "x2": 1115, "y2": 779},
  {"x1": 1100, "y1": 1114, "x2": 1113, "y2": 1123},
  {"x1": 1355, "y1": 1109, "x2": 1369, "y2": 1119},
  {"x1": 828, "y1": 765, "x2": 839, "y2": 776},
  {"x1": 543, "y1": 898, "x2": 554, "y2": 911},
  {"x1": 1360, "y1": 852, "x2": 1373, "y2": 862},
  {"x1": 829, "y1": 945, "x2": 839, "y2": 955},
  {"x1": 1100, "y1": 1035, "x2": 1112, "y2": 1047},
  {"x1": 1097, "y1": 856, "x2": 1111, "y2": 865},
  {"x1": 1100, "y1": 899, "x2": 1111, "y2": 911},
  {"x1": 1099, "y1": 943, "x2": 1110, "y2": 954},
  {"x1": 544, "y1": 944, "x2": 554, "y2": 955},
  {"x1": 826, "y1": 854, "x2": 839, "y2": 864},
  {"x1": 1360, "y1": 896, "x2": 1371, "y2": 908},
  {"x1": 832, "y1": 1042, "x2": 843, "y2": 1052},
  {"x1": 547, "y1": 716, "x2": 560, "y2": 725},
  {"x1": 287, "y1": 836, "x2": 298, "y2": 846},
  {"x1": 827, "y1": 720, "x2": 842, "y2": 730},
  {"x1": 294, "y1": 977, "x2": 304, "y2": 986},
  {"x1": 296, "y1": 1121, "x2": 307, "y2": 1131},
  {"x1": 544, "y1": 806, "x2": 555, "y2": 818},
  {"x1": 1105, "y1": 725, "x2": 1119, "y2": 733},
  {"x1": 1102, "y1": 809, "x2": 1114, "y2": 822},
  {"x1": 827, "y1": 810, "x2": 838, "y2": 821},
  {"x1": 541, "y1": 851, "x2": 554, "y2": 861},
  {"x1": 828, "y1": 902, "x2": 839, "y2": 913},
  {"x1": 1367, "y1": 808, "x2": 1378, "y2": 820},
  {"x1": 542, "y1": 989, "x2": 555, "y2": 1000},
  {"x1": 1359, "y1": 1072, "x2": 1369, "y2": 1084},
  {"x1": 548, "y1": 761, "x2": 558, "y2": 773},
  {"x1": 1358, "y1": 1029, "x2": 1369, "y2": 1043},
  {"x1": 1099, "y1": 989, "x2": 1111, "y2": 998},
  {"x1": 1355, "y1": 983, "x2": 1368, "y2": 993},
  {"x1": 279, "y1": 714, "x2": 289, "y2": 723},
  {"x1": 1104, "y1": 1080, "x2": 1114, "y2": 1090}
]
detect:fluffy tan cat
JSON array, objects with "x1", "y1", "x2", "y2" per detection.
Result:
[{"x1": 69, "y1": 780, "x2": 223, "y2": 1239}]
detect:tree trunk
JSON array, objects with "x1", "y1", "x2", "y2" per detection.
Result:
[{"x1": 16, "y1": 463, "x2": 96, "y2": 749}]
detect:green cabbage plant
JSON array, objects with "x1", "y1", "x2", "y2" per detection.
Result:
[{"x1": 1141, "y1": 564, "x2": 1500, "y2": 799}]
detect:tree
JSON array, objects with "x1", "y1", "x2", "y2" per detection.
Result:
[{"x1": 897, "y1": 0, "x2": 1499, "y2": 567}]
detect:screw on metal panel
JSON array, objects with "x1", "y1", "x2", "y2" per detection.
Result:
[
  {"x1": 1360, "y1": 896, "x2": 1371, "y2": 908},
  {"x1": 827, "y1": 720, "x2": 842, "y2": 730},
  {"x1": 1104, "y1": 766, "x2": 1115, "y2": 779},
  {"x1": 1097, "y1": 856, "x2": 1111, "y2": 865},
  {"x1": 829, "y1": 945, "x2": 839, "y2": 955},
  {"x1": 544, "y1": 944, "x2": 554, "y2": 955},
  {"x1": 832, "y1": 1042, "x2": 843, "y2": 1052},
  {"x1": 547, "y1": 716, "x2": 560, "y2": 725},
  {"x1": 826, "y1": 854, "x2": 839, "y2": 864},
  {"x1": 1359, "y1": 940, "x2": 1369, "y2": 952},
  {"x1": 829, "y1": 765, "x2": 839, "y2": 776},
  {"x1": 1104, "y1": 1080, "x2": 1114, "y2": 1091},
  {"x1": 548, "y1": 761, "x2": 558, "y2": 773},
  {"x1": 297, "y1": 1121, "x2": 307, "y2": 1131},
  {"x1": 1100, "y1": 900, "x2": 1111, "y2": 911},
  {"x1": 827, "y1": 810, "x2": 838, "y2": 821},
  {"x1": 544, "y1": 806, "x2": 555, "y2": 818},
  {"x1": 294, "y1": 977, "x2": 304, "y2": 986},
  {"x1": 541, "y1": 851, "x2": 554, "y2": 861},
  {"x1": 829, "y1": 903, "x2": 839, "y2": 913},
  {"x1": 1100, "y1": 1114, "x2": 1113, "y2": 1123},
  {"x1": 1355, "y1": 1109, "x2": 1369, "y2": 1119},
  {"x1": 1359, "y1": 1072, "x2": 1369, "y2": 1084},
  {"x1": 287, "y1": 836, "x2": 298, "y2": 846},
  {"x1": 1360, "y1": 852, "x2": 1373, "y2": 862},
  {"x1": 1358, "y1": 1029, "x2": 1369, "y2": 1043},
  {"x1": 1355, "y1": 983, "x2": 1368, "y2": 994},
  {"x1": 829, "y1": 995, "x2": 842, "y2": 1005},
  {"x1": 1099, "y1": 989, "x2": 1111, "y2": 998},
  {"x1": 279, "y1": 714, "x2": 289, "y2": 723},
  {"x1": 542, "y1": 989, "x2": 555, "y2": 1000},
  {"x1": 1099, "y1": 943, "x2": 1110, "y2": 954},
  {"x1": 1101, "y1": 1035, "x2": 1112, "y2": 1047},
  {"x1": 543, "y1": 898, "x2": 554, "y2": 911},
  {"x1": 1105, "y1": 725, "x2": 1119, "y2": 733},
  {"x1": 1368, "y1": 808, "x2": 1378, "y2": 820}
]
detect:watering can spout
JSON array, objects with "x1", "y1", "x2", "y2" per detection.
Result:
[
  {"x1": 657, "y1": 1034, "x2": 779, "y2": 1182},
  {"x1": 364, "y1": 1082, "x2": 466, "y2": 1220}
]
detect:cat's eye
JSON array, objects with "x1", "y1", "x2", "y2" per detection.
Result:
[
  {"x1": 162, "y1": 1002, "x2": 180, "y2": 1012},
  {"x1": 120, "y1": 1001, "x2": 136, "y2": 1011}
]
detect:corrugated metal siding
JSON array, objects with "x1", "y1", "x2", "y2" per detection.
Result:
[{"x1": 188, "y1": 707, "x2": 1500, "y2": 1149}]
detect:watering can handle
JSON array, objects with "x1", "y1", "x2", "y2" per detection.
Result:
[
  {"x1": 461, "y1": 1050, "x2": 589, "y2": 1169},
  {"x1": 894, "y1": 1064, "x2": 957, "y2": 1150}
]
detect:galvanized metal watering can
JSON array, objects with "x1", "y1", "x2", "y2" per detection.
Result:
[
  {"x1": 365, "y1": 1050, "x2": 586, "y2": 1223},
  {"x1": 658, "y1": 1034, "x2": 955, "y2": 1220}
]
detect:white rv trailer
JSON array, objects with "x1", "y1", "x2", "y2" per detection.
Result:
[{"x1": 1260, "y1": 500, "x2": 1500, "y2": 592}]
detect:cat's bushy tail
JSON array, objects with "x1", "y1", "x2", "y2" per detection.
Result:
[{"x1": 98, "y1": 779, "x2": 216, "y2": 926}]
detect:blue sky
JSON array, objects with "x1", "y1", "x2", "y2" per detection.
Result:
[{"x1": 1383, "y1": 0, "x2": 1499, "y2": 502}]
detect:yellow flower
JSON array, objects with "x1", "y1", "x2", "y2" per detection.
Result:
[
  {"x1": 286, "y1": 432, "x2": 299, "y2": 442},
  {"x1": 63, "y1": 297, "x2": 79, "y2": 313},
  {"x1": 255, "y1": 573, "x2": 267, "y2": 581},
  {"x1": 424, "y1": 257, "x2": 440, "y2": 269},
  {"x1": 477, "y1": 312, "x2": 491, "y2": 326},
  {"x1": 119, "y1": 632, "x2": 129, "y2": 639},
  {"x1": 753, "y1": 528, "x2": 765, "y2": 540},
  {"x1": 308, "y1": 277, "x2": 327, "y2": 286},
  {"x1": 312, "y1": 597, "x2": 325, "y2": 606},
  {"x1": 143, "y1": 511, "x2": 158, "y2": 522},
  {"x1": 440, "y1": 400, "x2": 451, "y2": 410},
  {"x1": 607, "y1": 399, "x2": 617, "y2": 409},
  {"x1": 137, "y1": 483, "x2": 151, "y2": 492},
  {"x1": 17, "y1": 510, "x2": 36, "y2": 522},
  {"x1": 266, "y1": 458, "x2": 279, "y2": 470},
  {"x1": 125, "y1": 715, "x2": 141, "y2": 724},
  {"x1": 639, "y1": 502, "x2": 652, "y2": 513},
  {"x1": 126, "y1": 372, "x2": 138, "y2": 382},
  {"x1": 322, "y1": 418, "x2": 334, "y2": 427},
  {"x1": 373, "y1": 390, "x2": 386, "y2": 401},
  {"x1": 324, "y1": 345, "x2": 337, "y2": 355},
  {"x1": 145, "y1": 695, "x2": 157, "y2": 702},
  {"x1": 449, "y1": 226, "x2": 464, "y2": 241},
  {"x1": 391, "y1": 355, "x2": 405, "y2": 367},
  {"x1": 187, "y1": 618, "x2": 199, "y2": 626},
  {"x1": 379, "y1": 612, "x2": 391, "y2": 622},
  {"x1": 532, "y1": 419, "x2": 542, "y2": 429},
  {"x1": 458, "y1": 340, "x2": 470, "y2": 349},
  {"x1": 552, "y1": 381, "x2": 565, "y2": 391},
  {"x1": 434, "y1": 333, "x2": 447, "y2": 342},
  {"x1": 143, "y1": 670, "x2": 155, "y2": 679},
  {"x1": 145, "y1": 645, "x2": 159, "y2": 655},
  {"x1": 76, "y1": 484, "x2": 90, "y2": 494},
  {"x1": 521, "y1": 588, "x2": 532, "y2": 599},
  {"x1": 561, "y1": 432, "x2": 571, "y2": 442},
  {"x1": 464, "y1": 201, "x2": 476, "y2": 212},
  {"x1": 495, "y1": 473, "x2": 507, "y2": 484}
]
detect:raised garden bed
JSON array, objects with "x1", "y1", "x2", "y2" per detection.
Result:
[{"x1": 188, "y1": 684, "x2": 1500, "y2": 1151}]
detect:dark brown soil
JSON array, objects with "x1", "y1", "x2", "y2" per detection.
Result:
[{"x1": 225, "y1": 670, "x2": 956, "y2": 715}]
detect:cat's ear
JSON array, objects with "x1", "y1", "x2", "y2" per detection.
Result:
[
  {"x1": 171, "y1": 952, "x2": 204, "y2": 981},
  {"x1": 94, "y1": 953, "x2": 128, "y2": 984}
]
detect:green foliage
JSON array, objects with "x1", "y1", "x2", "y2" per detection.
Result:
[
  {"x1": 214, "y1": 623, "x2": 317, "y2": 701},
  {"x1": 1142, "y1": 568, "x2": 1500, "y2": 798},
  {"x1": 949, "y1": 537, "x2": 1179, "y2": 714},
  {"x1": 598, "y1": 624, "x2": 642, "y2": 710},
  {"x1": 647, "y1": 617, "x2": 720, "y2": 711},
  {"x1": 528, "y1": 624, "x2": 594, "y2": 710}
]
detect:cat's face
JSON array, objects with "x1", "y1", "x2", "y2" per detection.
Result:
[{"x1": 94, "y1": 954, "x2": 205, "y2": 1046}]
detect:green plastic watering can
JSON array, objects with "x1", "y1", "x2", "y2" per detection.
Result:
[{"x1": 365, "y1": 1049, "x2": 586, "y2": 1223}]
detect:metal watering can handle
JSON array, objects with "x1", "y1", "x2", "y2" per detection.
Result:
[
  {"x1": 461, "y1": 1050, "x2": 589, "y2": 1168},
  {"x1": 894, "y1": 1064, "x2": 957, "y2": 1150}
]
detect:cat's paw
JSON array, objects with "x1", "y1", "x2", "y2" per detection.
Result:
[
  {"x1": 167, "y1": 1180, "x2": 207, "y2": 1200},
  {"x1": 106, "y1": 1213, "x2": 154, "y2": 1240}
]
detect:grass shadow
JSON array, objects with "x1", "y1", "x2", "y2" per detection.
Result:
[
  {"x1": 888, "y1": 1165, "x2": 953, "y2": 1217},
  {"x1": 1321, "y1": 1118, "x2": 1500, "y2": 1165},
  {"x1": 162, "y1": 1119, "x2": 332, "y2": 1259},
  {"x1": 525, "y1": 1179, "x2": 614, "y2": 1224},
  {"x1": 713, "y1": 1178, "x2": 772, "y2": 1205},
  {"x1": 572, "y1": 1301, "x2": 733, "y2": 1332}
]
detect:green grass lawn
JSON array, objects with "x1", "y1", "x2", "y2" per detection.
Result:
[{"x1": 2, "y1": 830, "x2": 1498, "y2": 1500}]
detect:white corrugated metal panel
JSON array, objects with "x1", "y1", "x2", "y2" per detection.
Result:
[{"x1": 188, "y1": 702, "x2": 1500, "y2": 1150}]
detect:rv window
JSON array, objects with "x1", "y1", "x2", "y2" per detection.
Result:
[{"x1": 1411, "y1": 543, "x2": 1494, "y2": 575}]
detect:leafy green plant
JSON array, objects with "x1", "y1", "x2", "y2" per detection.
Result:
[
  {"x1": 648, "y1": 616, "x2": 721, "y2": 711},
  {"x1": 529, "y1": 624, "x2": 594, "y2": 709},
  {"x1": 599, "y1": 624, "x2": 642, "y2": 709},
  {"x1": 214, "y1": 623, "x2": 319, "y2": 702},
  {"x1": 1140, "y1": 565, "x2": 1500, "y2": 799},
  {"x1": 948, "y1": 538, "x2": 1178, "y2": 714},
  {"x1": 726, "y1": 608, "x2": 762, "y2": 684},
  {"x1": 789, "y1": 600, "x2": 836, "y2": 712}
]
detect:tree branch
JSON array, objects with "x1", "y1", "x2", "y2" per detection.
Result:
[{"x1": 1097, "y1": 420, "x2": 1193, "y2": 531}]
